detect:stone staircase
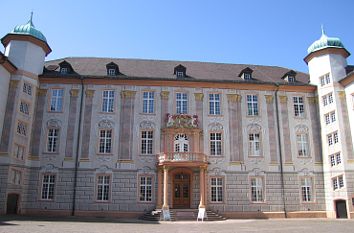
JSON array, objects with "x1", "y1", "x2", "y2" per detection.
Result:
[{"x1": 140, "y1": 209, "x2": 227, "y2": 221}]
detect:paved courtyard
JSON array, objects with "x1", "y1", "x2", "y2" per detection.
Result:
[{"x1": 0, "y1": 216, "x2": 354, "y2": 233}]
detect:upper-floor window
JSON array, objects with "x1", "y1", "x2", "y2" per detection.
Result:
[
  {"x1": 50, "y1": 89, "x2": 64, "y2": 112},
  {"x1": 176, "y1": 71, "x2": 184, "y2": 78},
  {"x1": 330, "y1": 152, "x2": 341, "y2": 167},
  {"x1": 209, "y1": 93, "x2": 221, "y2": 115},
  {"x1": 297, "y1": 133, "x2": 309, "y2": 157},
  {"x1": 11, "y1": 169, "x2": 22, "y2": 185},
  {"x1": 139, "y1": 176, "x2": 152, "y2": 202},
  {"x1": 97, "y1": 175, "x2": 110, "y2": 201},
  {"x1": 247, "y1": 95, "x2": 258, "y2": 116},
  {"x1": 60, "y1": 67, "x2": 68, "y2": 74},
  {"x1": 210, "y1": 132, "x2": 222, "y2": 156},
  {"x1": 176, "y1": 92, "x2": 188, "y2": 114},
  {"x1": 301, "y1": 177, "x2": 312, "y2": 202},
  {"x1": 17, "y1": 121, "x2": 27, "y2": 136},
  {"x1": 293, "y1": 97, "x2": 305, "y2": 117},
  {"x1": 251, "y1": 177, "x2": 264, "y2": 202},
  {"x1": 322, "y1": 92, "x2": 333, "y2": 106},
  {"x1": 248, "y1": 133, "x2": 261, "y2": 156},
  {"x1": 143, "y1": 91, "x2": 154, "y2": 113},
  {"x1": 239, "y1": 67, "x2": 253, "y2": 80},
  {"x1": 102, "y1": 90, "x2": 114, "y2": 112},
  {"x1": 210, "y1": 177, "x2": 223, "y2": 202},
  {"x1": 23, "y1": 82, "x2": 32, "y2": 95},
  {"x1": 20, "y1": 101, "x2": 30, "y2": 115},
  {"x1": 108, "y1": 68, "x2": 116, "y2": 76},
  {"x1": 141, "y1": 131, "x2": 153, "y2": 155},
  {"x1": 327, "y1": 131, "x2": 339, "y2": 146},
  {"x1": 47, "y1": 128, "x2": 59, "y2": 153},
  {"x1": 41, "y1": 174, "x2": 55, "y2": 200},
  {"x1": 320, "y1": 73, "x2": 331, "y2": 86},
  {"x1": 106, "y1": 62, "x2": 119, "y2": 76},
  {"x1": 288, "y1": 76, "x2": 295, "y2": 83},
  {"x1": 325, "y1": 111, "x2": 336, "y2": 125},
  {"x1": 14, "y1": 144, "x2": 25, "y2": 160},
  {"x1": 99, "y1": 129, "x2": 112, "y2": 154},
  {"x1": 174, "y1": 64, "x2": 186, "y2": 78},
  {"x1": 332, "y1": 175, "x2": 344, "y2": 190}
]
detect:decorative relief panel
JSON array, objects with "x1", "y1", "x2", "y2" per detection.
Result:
[
  {"x1": 295, "y1": 124, "x2": 309, "y2": 134},
  {"x1": 140, "y1": 121, "x2": 155, "y2": 130},
  {"x1": 40, "y1": 164, "x2": 59, "y2": 173},
  {"x1": 98, "y1": 119, "x2": 114, "y2": 129},
  {"x1": 47, "y1": 119, "x2": 61, "y2": 128},
  {"x1": 208, "y1": 122, "x2": 223, "y2": 132}
]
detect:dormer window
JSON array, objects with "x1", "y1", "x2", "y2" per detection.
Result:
[
  {"x1": 282, "y1": 70, "x2": 297, "y2": 83},
  {"x1": 106, "y1": 62, "x2": 119, "y2": 76},
  {"x1": 288, "y1": 76, "x2": 295, "y2": 83},
  {"x1": 60, "y1": 67, "x2": 68, "y2": 74},
  {"x1": 174, "y1": 64, "x2": 186, "y2": 78},
  {"x1": 239, "y1": 67, "x2": 253, "y2": 80},
  {"x1": 58, "y1": 60, "x2": 73, "y2": 75}
]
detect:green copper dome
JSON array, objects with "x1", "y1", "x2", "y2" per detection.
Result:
[
  {"x1": 307, "y1": 29, "x2": 345, "y2": 54},
  {"x1": 11, "y1": 13, "x2": 47, "y2": 42}
]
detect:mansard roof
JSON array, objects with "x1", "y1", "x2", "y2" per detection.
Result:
[{"x1": 42, "y1": 57, "x2": 310, "y2": 85}]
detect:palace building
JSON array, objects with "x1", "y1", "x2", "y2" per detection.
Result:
[{"x1": 0, "y1": 16, "x2": 354, "y2": 220}]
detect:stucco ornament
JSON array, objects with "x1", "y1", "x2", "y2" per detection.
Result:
[
  {"x1": 140, "y1": 121, "x2": 155, "y2": 130},
  {"x1": 166, "y1": 113, "x2": 198, "y2": 128},
  {"x1": 98, "y1": 119, "x2": 114, "y2": 129}
]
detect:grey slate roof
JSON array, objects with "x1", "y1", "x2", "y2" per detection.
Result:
[{"x1": 43, "y1": 57, "x2": 310, "y2": 85}]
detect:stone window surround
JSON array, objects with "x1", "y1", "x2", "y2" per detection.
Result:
[
  {"x1": 209, "y1": 176, "x2": 224, "y2": 203},
  {"x1": 39, "y1": 173, "x2": 56, "y2": 201},
  {"x1": 140, "y1": 130, "x2": 154, "y2": 155},
  {"x1": 16, "y1": 120, "x2": 28, "y2": 136},
  {"x1": 246, "y1": 93, "x2": 260, "y2": 117},
  {"x1": 250, "y1": 176, "x2": 265, "y2": 203},
  {"x1": 95, "y1": 174, "x2": 112, "y2": 202},
  {"x1": 96, "y1": 120, "x2": 115, "y2": 155},
  {"x1": 142, "y1": 90, "x2": 155, "y2": 114},
  {"x1": 22, "y1": 82, "x2": 32, "y2": 96},
  {"x1": 46, "y1": 128, "x2": 60, "y2": 154},
  {"x1": 175, "y1": 91, "x2": 189, "y2": 114},
  {"x1": 13, "y1": 143, "x2": 25, "y2": 160},
  {"x1": 209, "y1": 131, "x2": 223, "y2": 156},
  {"x1": 98, "y1": 129, "x2": 113, "y2": 154},
  {"x1": 329, "y1": 152, "x2": 342, "y2": 167},
  {"x1": 10, "y1": 168, "x2": 22, "y2": 185},
  {"x1": 247, "y1": 124, "x2": 263, "y2": 158},
  {"x1": 299, "y1": 176, "x2": 315, "y2": 203},
  {"x1": 332, "y1": 175, "x2": 344, "y2": 191},
  {"x1": 293, "y1": 96, "x2": 306, "y2": 118},
  {"x1": 101, "y1": 89, "x2": 115, "y2": 113},
  {"x1": 208, "y1": 92, "x2": 222, "y2": 116},
  {"x1": 48, "y1": 88, "x2": 64, "y2": 113},
  {"x1": 19, "y1": 99, "x2": 30, "y2": 116},
  {"x1": 137, "y1": 174, "x2": 154, "y2": 203}
]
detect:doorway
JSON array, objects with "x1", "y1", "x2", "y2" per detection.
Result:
[
  {"x1": 6, "y1": 193, "x2": 19, "y2": 215},
  {"x1": 173, "y1": 173, "x2": 190, "y2": 208},
  {"x1": 335, "y1": 200, "x2": 348, "y2": 218}
]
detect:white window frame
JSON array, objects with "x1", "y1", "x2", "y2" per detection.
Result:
[
  {"x1": 50, "y1": 89, "x2": 64, "y2": 112},
  {"x1": 176, "y1": 71, "x2": 184, "y2": 78},
  {"x1": 60, "y1": 67, "x2": 68, "y2": 74},
  {"x1": 97, "y1": 175, "x2": 110, "y2": 201},
  {"x1": 330, "y1": 152, "x2": 341, "y2": 167},
  {"x1": 247, "y1": 95, "x2": 258, "y2": 116},
  {"x1": 320, "y1": 73, "x2": 331, "y2": 86},
  {"x1": 244, "y1": 73, "x2": 252, "y2": 80},
  {"x1": 332, "y1": 175, "x2": 344, "y2": 190},
  {"x1": 41, "y1": 174, "x2": 55, "y2": 200},
  {"x1": 17, "y1": 121, "x2": 27, "y2": 136},
  {"x1": 293, "y1": 96, "x2": 305, "y2": 117},
  {"x1": 143, "y1": 91, "x2": 154, "y2": 114},
  {"x1": 102, "y1": 90, "x2": 114, "y2": 112},
  {"x1": 209, "y1": 93, "x2": 221, "y2": 115},
  {"x1": 327, "y1": 131, "x2": 338, "y2": 146},
  {"x1": 23, "y1": 82, "x2": 32, "y2": 95},
  {"x1": 251, "y1": 177, "x2": 264, "y2": 202},
  {"x1": 141, "y1": 131, "x2": 153, "y2": 155},
  {"x1": 210, "y1": 177, "x2": 223, "y2": 202},
  {"x1": 99, "y1": 129, "x2": 112, "y2": 154},
  {"x1": 176, "y1": 92, "x2": 188, "y2": 114},
  {"x1": 108, "y1": 68, "x2": 116, "y2": 76},
  {"x1": 139, "y1": 176, "x2": 152, "y2": 202},
  {"x1": 47, "y1": 128, "x2": 59, "y2": 153},
  {"x1": 210, "y1": 132, "x2": 222, "y2": 156},
  {"x1": 248, "y1": 133, "x2": 261, "y2": 156},
  {"x1": 301, "y1": 177, "x2": 312, "y2": 202},
  {"x1": 297, "y1": 133, "x2": 309, "y2": 157}
]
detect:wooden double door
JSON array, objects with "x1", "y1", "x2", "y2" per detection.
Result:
[{"x1": 173, "y1": 173, "x2": 190, "y2": 208}]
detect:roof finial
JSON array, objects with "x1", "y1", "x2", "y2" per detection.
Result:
[
  {"x1": 29, "y1": 11, "x2": 34, "y2": 26},
  {"x1": 321, "y1": 24, "x2": 325, "y2": 36}
]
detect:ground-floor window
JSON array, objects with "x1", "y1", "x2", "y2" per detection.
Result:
[
  {"x1": 139, "y1": 176, "x2": 152, "y2": 202},
  {"x1": 97, "y1": 175, "x2": 110, "y2": 201},
  {"x1": 210, "y1": 177, "x2": 223, "y2": 202},
  {"x1": 301, "y1": 177, "x2": 312, "y2": 202},
  {"x1": 41, "y1": 174, "x2": 55, "y2": 200},
  {"x1": 250, "y1": 177, "x2": 264, "y2": 202}
]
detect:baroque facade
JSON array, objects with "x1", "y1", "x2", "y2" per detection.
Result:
[{"x1": 1, "y1": 16, "x2": 354, "y2": 219}]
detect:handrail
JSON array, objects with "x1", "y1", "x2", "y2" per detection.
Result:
[{"x1": 157, "y1": 152, "x2": 208, "y2": 163}]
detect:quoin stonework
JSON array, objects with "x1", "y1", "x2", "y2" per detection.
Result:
[{"x1": 1, "y1": 15, "x2": 354, "y2": 220}]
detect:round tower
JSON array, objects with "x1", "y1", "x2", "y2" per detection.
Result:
[{"x1": 1, "y1": 13, "x2": 51, "y2": 75}]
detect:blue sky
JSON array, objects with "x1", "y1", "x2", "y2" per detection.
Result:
[{"x1": 1, "y1": 0, "x2": 353, "y2": 72}]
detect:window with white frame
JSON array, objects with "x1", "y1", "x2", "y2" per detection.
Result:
[
  {"x1": 301, "y1": 177, "x2": 312, "y2": 202},
  {"x1": 244, "y1": 73, "x2": 252, "y2": 80},
  {"x1": 108, "y1": 68, "x2": 116, "y2": 76},
  {"x1": 322, "y1": 92, "x2": 333, "y2": 107},
  {"x1": 209, "y1": 93, "x2": 221, "y2": 115},
  {"x1": 47, "y1": 128, "x2": 59, "y2": 153},
  {"x1": 143, "y1": 91, "x2": 154, "y2": 113},
  {"x1": 327, "y1": 131, "x2": 339, "y2": 146},
  {"x1": 330, "y1": 152, "x2": 341, "y2": 167},
  {"x1": 23, "y1": 82, "x2": 32, "y2": 95},
  {"x1": 247, "y1": 95, "x2": 258, "y2": 116},
  {"x1": 210, "y1": 132, "x2": 222, "y2": 156},
  {"x1": 211, "y1": 177, "x2": 223, "y2": 202},
  {"x1": 319, "y1": 73, "x2": 331, "y2": 86},
  {"x1": 99, "y1": 129, "x2": 112, "y2": 153},
  {"x1": 17, "y1": 121, "x2": 27, "y2": 136},
  {"x1": 176, "y1": 71, "x2": 184, "y2": 78},
  {"x1": 293, "y1": 96, "x2": 305, "y2": 117},
  {"x1": 325, "y1": 111, "x2": 336, "y2": 125},
  {"x1": 102, "y1": 90, "x2": 114, "y2": 112},
  {"x1": 20, "y1": 101, "x2": 30, "y2": 115},
  {"x1": 248, "y1": 133, "x2": 261, "y2": 156},
  {"x1": 60, "y1": 67, "x2": 68, "y2": 74},
  {"x1": 141, "y1": 131, "x2": 153, "y2": 155},
  {"x1": 139, "y1": 176, "x2": 152, "y2": 202},
  {"x1": 97, "y1": 175, "x2": 110, "y2": 201},
  {"x1": 251, "y1": 177, "x2": 264, "y2": 202},
  {"x1": 14, "y1": 144, "x2": 25, "y2": 160},
  {"x1": 176, "y1": 92, "x2": 188, "y2": 114},
  {"x1": 297, "y1": 133, "x2": 309, "y2": 157},
  {"x1": 332, "y1": 175, "x2": 344, "y2": 190},
  {"x1": 41, "y1": 174, "x2": 55, "y2": 200},
  {"x1": 50, "y1": 89, "x2": 64, "y2": 112},
  {"x1": 11, "y1": 169, "x2": 22, "y2": 185}
]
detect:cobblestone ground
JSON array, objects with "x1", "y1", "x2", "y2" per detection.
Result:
[{"x1": 1, "y1": 216, "x2": 354, "y2": 233}]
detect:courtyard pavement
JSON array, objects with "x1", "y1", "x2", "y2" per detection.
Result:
[{"x1": 0, "y1": 216, "x2": 354, "y2": 233}]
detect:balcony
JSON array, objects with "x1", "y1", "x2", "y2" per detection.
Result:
[{"x1": 157, "y1": 152, "x2": 208, "y2": 167}]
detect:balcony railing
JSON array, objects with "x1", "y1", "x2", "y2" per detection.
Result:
[{"x1": 157, "y1": 152, "x2": 208, "y2": 164}]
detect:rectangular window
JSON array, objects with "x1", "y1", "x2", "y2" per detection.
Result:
[
  {"x1": 247, "y1": 95, "x2": 259, "y2": 116},
  {"x1": 297, "y1": 134, "x2": 309, "y2": 157},
  {"x1": 99, "y1": 129, "x2": 112, "y2": 153},
  {"x1": 50, "y1": 89, "x2": 64, "y2": 112},
  {"x1": 322, "y1": 92, "x2": 333, "y2": 107},
  {"x1": 330, "y1": 152, "x2": 341, "y2": 166},
  {"x1": 97, "y1": 175, "x2": 110, "y2": 201},
  {"x1": 47, "y1": 128, "x2": 59, "y2": 153},
  {"x1": 210, "y1": 132, "x2": 222, "y2": 156},
  {"x1": 23, "y1": 83, "x2": 32, "y2": 95},
  {"x1": 139, "y1": 176, "x2": 152, "y2": 202},
  {"x1": 251, "y1": 177, "x2": 264, "y2": 202},
  {"x1": 334, "y1": 132, "x2": 339, "y2": 143},
  {"x1": 176, "y1": 93, "x2": 188, "y2": 114},
  {"x1": 330, "y1": 154, "x2": 336, "y2": 167},
  {"x1": 327, "y1": 131, "x2": 338, "y2": 146},
  {"x1": 41, "y1": 174, "x2": 55, "y2": 200},
  {"x1": 325, "y1": 113, "x2": 331, "y2": 125},
  {"x1": 141, "y1": 131, "x2": 153, "y2": 155},
  {"x1": 211, "y1": 177, "x2": 223, "y2": 202},
  {"x1": 320, "y1": 73, "x2": 331, "y2": 86},
  {"x1": 328, "y1": 93, "x2": 333, "y2": 104},
  {"x1": 108, "y1": 68, "x2": 116, "y2": 76},
  {"x1": 330, "y1": 111, "x2": 336, "y2": 123},
  {"x1": 17, "y1": 121, "x2": 27, "y2": 136},
  {"x1": 20, "y1": 101, "x2": 30, "y2": 115},
  {"x1": 102, "y1": 90, "x2": 114, "y2": 112},
  {"x1": 293, "y1": 97, "x2": 305, "y2": 117},
  {"x1": 248, "y1": 133, "x2": 261, "y2": 156},
  {"x1": 14, "y1": 144, "x2": 25, "y2": 160},
  {"x1": 301, "y1": 177, "x2": 312, "y2": 202},
  {"x1": 333, "y1": 175, "x2": 344, "y2": 190},
  {"x1": 209, "y1": 93, "x2": 221, "y2": 115},
  {"x1": 11, "y1": 169, "x2": 22, "y2": 185},
  {"x1": 322, "y1": 95, "x2": 328, "y2": 106},
  {"x1": 143, "y1": 91, "x2": 154, "y2": 113},
  {"x1": 60, "y1": 67, "x2": 68, "y2": 74}
]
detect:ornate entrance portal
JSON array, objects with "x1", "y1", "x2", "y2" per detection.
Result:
[{"x1": 173, "y1": 173, "x2": 190, "y2": 208}]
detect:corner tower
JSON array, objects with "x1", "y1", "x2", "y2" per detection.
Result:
[{"x1": 305, "y1": 29, "x2": 354, "y2": 219}]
